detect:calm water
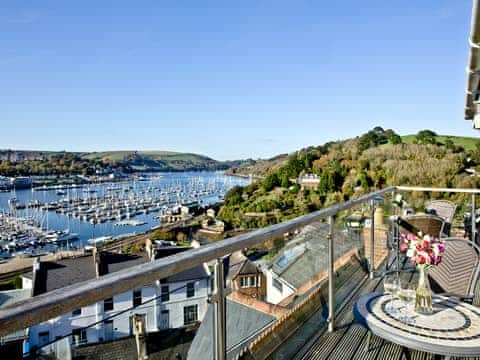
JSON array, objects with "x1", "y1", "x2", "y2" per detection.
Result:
[{"x1": 0, "y1": 172, "x2": 248, "y2": 249}]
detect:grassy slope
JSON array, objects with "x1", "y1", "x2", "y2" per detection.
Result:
[
  {"x1": 401, "y1": 134, "x2": 478, "y2": 151},
  {"x1": 81, "y1": 151, "x2": 213, "y2": 162}
]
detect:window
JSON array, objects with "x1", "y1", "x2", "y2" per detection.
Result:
[
  {"x1": 186, "y1": 282, "x2": 195, "y2": 298},
  {"x1": 38, "y1": 331, "x2": 50, "y2": 347},
  {"x1": 273, "y1": 278, "x2": 283, "y2": 293},
  {"x1": 240, "y1": 275, "x2": 259, "y2": 288},
  {"x1": 133, "y1": 289, "x2": 142, "y2": 307},
  {"x1": 161, "y1": 285, "x2": 169, "y2": 302},
  {"x1": 72, "y1": 308, "x2": 82, "y2": 316},
  {"x1": 72, "y1": 328, "x2": 87, "y2": 345},
  {"x1": 104, "y1": 297, "x2": 114, "y2": 312},
  {"x1": 183, "y1": 305, "x2": 198, "y2": 325}
]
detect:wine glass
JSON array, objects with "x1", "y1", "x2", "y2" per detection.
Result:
[
  {"x1": 398, "y1": 281, "x2": 416, "y2": 324},
  {"x1": 383, "y1": 274, "x2": 399, "y2": 314}
]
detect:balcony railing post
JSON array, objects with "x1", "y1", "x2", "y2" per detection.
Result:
[
  {"x1": 389, "y1": 190, "x2": 394, "y2": 272},
  {"x1": 213, "y1": 258, "x2": 226, "y2": 360},
  {"x1": 327, "y1": 215, "x2": 335, "y2": 333},
  {"x1": 369, "y1": 199, "x2": 375, "y2": 279},
  {"x1": 473, "y1": 194, "x2": 477, "y2": 243}
]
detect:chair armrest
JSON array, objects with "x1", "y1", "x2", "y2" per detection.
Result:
[{"x1": 434, "y1": 292, "x2": 474, "y2": 304}]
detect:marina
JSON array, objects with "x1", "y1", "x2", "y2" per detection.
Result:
[{"x1": 0, "y1": 172, "x2": 248, "y2": 257}]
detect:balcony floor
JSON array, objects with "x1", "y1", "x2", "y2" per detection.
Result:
[{"x1": 295, "y1": 260, "x2": 480, "y2": 360}]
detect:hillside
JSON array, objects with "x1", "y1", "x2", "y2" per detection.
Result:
[
  {"x1": 401, "y1": 134, "x2": 479, "y2": 151},
  {"x1": 218, "y1": 128, "x2": 480, "y2": 229},
  {"x1": 81, "y1": 151, "x2": 222, "y2": 172},
  {"x1": 0, "y1": 149, "x2": 251, "y2": 176},
  {"x1": 226, "y1": 132, "x2": 479, "y2": 178}
]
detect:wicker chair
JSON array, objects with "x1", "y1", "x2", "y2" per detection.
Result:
[
  {"x1": 429, "y1": 237, "x2": 480, "y2": 303},
  {"x1": 398, "y1": 214, "x2": 445, "y2": 238},
  {"x1": 425, "y1": 200, "x2": 457, "y2": 236}
]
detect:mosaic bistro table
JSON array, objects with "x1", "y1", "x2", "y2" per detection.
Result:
[{"x1": 354, "y1": 292, "x2": 480, "y2": 359}]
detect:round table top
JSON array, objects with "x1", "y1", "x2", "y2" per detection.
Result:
[{"x1": 354, "y1": 292, "x2": 480, "y2": 357}]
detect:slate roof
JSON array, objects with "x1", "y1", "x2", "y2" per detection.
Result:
[
  {"x1": 187, "y1": 299, "x2": 276, "y2": 360},
  {"x1": 23, "y1": 248, "x2": 209, "y2": 294},
  {"x1": 269, "y1": 221, "x2": 358, "y2": 290},
  {"x1": 72, "y1": 325, "x2": 199, "y2": 360},
  {"x1": 23, "y1": 253, "x2": 149, "y2": 293},
  {"x1": 0, "y1": 289, "x2": 30, "y2": 308},
  {"x1": 162, "y1": 264, "x2": 209, "y2": 283},
  {"x1": 226, "y1": 251, "x2": 248, "y2": 281},
  {"x1": 238, "y1": 259, "x2": 260, "y2": 276}
]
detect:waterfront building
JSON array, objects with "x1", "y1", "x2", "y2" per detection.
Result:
[
  {"x1": 0, "y1": 177, "x2": 10, "y2": 189},
  {"x1": 9, "y1": 177, "x2": 32, "y2": 189},
  {"x1": 180, "y1": 201, "x2": 201, "y2": 216}
]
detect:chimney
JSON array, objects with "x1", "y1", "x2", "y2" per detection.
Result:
[
  {"x1": 93, "y1": 247, "x2": 108, "y2": 278},
  {"x1": 93, "y1": 247, "x2": 100, "y2": 278},
  {"x1": 145, "y1": 239, "x2": 155, "y2": 262},
  {"x1": 363, "y1": 208, "x2": 389, "y2": 270},
  {"x1": 31, "y1": 257, "x2": 45, "y2": 296},
  {"x1": 133, "y1": 314, "x2": 148, "y2": 360}
]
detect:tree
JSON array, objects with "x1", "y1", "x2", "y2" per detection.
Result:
[
  {"x1": 225, "y1": 185, "x2": 243, "y2": 206},
  {"x1": 262, "y1": 173, "x2": 280, "y2": 192},
  {"x1": 318, "y1": 171, "x2": 334, "y2": 195},
  {"x1": 415, "y1": 130, "x2": 437, "y2": 145},
  {"x1": 390, "y1": 134, "x2": 402, "y2": 144}
]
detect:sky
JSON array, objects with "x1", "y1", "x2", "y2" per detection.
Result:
[{"x1": 0, "y1": 0, "x2": 477, "y2": 160}]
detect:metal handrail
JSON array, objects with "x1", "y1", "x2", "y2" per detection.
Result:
[
  {"x1": 0, "y1": 186, "x2": 395, "y2": 337},
  {"x1": 396, "y1": 186, "x2": 480, "y2": 194},
  {"x1": 0, "y1": 185, "x2": 476, "y2": 339}
]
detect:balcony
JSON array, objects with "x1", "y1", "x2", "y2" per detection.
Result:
[{"x1": 0, "y1": 186, "x2": 479, "y2": 359}]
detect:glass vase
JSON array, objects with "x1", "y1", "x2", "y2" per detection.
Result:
[{"x1": 415, "y1": 265, "x2": 433, "y2": 314}]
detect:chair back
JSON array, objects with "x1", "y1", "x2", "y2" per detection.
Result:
[
  {"x1": 398, "y1": 214, "x2": 444, "y2": 238},
  {"x1": 429, "y1": 237, "x2": 480, "y2": 298},
  {"x1": 425, "y1": 200, "x2": 457, "y2": 224}
]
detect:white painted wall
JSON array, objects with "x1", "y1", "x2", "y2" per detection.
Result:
[
  {"x1": 27, "y1": 275, "x2": 210, "y2": 351},
  {"x1": 159, "y1": 278, "x2": 209, "y2": 328},
  {"x1": 22, "y1": 277, "x2": 32, "y2": 290},
  {"x1": 265, "y1": 270, "x2": 295, "y2": 305}
]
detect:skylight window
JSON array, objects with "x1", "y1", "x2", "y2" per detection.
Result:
[{"x1": 276, "y1": 244, "x2": 306, "y2": 269}]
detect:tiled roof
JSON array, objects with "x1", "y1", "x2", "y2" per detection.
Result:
[{"x1": 188, "y1": 299, "x2": 276, "y2": 360}]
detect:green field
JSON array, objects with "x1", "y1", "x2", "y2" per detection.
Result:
[
  {"x1": 81, "y1": 151, "x2": 212, "y2": 162},
  {"x1": 401, "y1": 134, "x2": 479, "y2": 151}
]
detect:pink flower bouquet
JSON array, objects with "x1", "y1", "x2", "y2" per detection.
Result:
[{"x1": 399, "y1": 233, "x2": 446, "y2": 266}]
